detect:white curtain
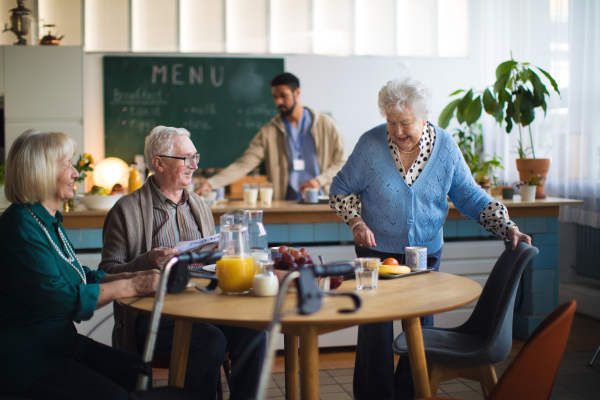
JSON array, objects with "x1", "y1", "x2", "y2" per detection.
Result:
[
  {"x1": 555, "y1": 0, "x2": 600, "y2": 228},
  {"x1": 477, "y1": 0, "x2": 599, "y2": 228}
]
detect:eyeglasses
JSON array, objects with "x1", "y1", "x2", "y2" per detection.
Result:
[{"x1": 158, "y1": 153, "x2": 200, "y2": 166}]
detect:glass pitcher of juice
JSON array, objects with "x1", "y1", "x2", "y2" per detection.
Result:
[{"x1": 216, "y1": 210, "x2": 255, "y2": 295}]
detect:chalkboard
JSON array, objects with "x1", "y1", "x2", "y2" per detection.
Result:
[{"x1": 103, "y1": 56, "x2": 284, "y2": 167}]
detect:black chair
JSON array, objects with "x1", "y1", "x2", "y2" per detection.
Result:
[{"x1": 392, "y1": 242, "x2": 539, "y2": 398}]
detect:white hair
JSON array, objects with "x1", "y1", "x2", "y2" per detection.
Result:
[
  {"x1": 378, "y1": 77, "x2": 432, "y2": 119},
  {"x1": 5, "y1": 130, "x2": 75, "y2": 204},
  {"x1": 144, "y1": 126, "x2": 191, "y2": 172}
]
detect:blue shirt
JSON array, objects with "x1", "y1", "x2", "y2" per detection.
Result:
[
  {"x1": 329, "y1": 123, "x2": 493, "y2": 254},
  {"x1": 283, "y1": 108, "x2": 322, "y2": 200}
]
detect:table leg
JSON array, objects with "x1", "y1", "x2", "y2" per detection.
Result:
[
  {"x1": 168, "y1": 320, "x2": 193, "y2": 388},
  {"x1": 284, "y1": 334, "x2": 298, "y2": 400},
  {"x1": 299, "y1": 327, "x2": 319, "y2": 400},
  {"x1": 403, "y1": 317, "x2": 431, "y2": 399}
]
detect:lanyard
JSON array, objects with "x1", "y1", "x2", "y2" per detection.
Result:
[{"x1": 285, "y1": 111, "x2": 307, "y2": 159}]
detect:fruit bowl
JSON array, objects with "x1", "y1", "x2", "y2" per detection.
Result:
[{"x1": 80, "y1": 194, "x2": 123, "y2": 211}]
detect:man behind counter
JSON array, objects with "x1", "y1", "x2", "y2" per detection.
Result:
[{"x1": 196, "y1": 72, "x2": 346, "y2": 200}]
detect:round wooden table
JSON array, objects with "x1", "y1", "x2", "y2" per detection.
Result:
[{"x1": 119, "y1": 272, "x2": 482, "y2": 400}]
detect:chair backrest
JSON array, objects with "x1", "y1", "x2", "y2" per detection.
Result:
[
  {"x1": 489, "y1": 300, "x2": 576, "y2": 400},
  {"x1": 457, "y1": 242, "x2": 539, "y2": 361}
]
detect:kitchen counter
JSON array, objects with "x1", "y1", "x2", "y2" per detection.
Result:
[{"x1": 54, "y1": 196, "x2": 583, "y2": 228}]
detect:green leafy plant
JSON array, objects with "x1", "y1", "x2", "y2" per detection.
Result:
[
  {"x1": 73, "y1": 153, "x2": 94, "y2": 183},
  {"x1": 453, "y1": 124, "x2": 503, "y2": 182},
  {"x1": 439, "y1": 53, "x2": 560, "y2": 159},
  {"x1": 0, "y1": 162, "x2": 6, "y2": 186},
  {"x1": 515, "y1": 169, "x2": 546, "y2": 188}
]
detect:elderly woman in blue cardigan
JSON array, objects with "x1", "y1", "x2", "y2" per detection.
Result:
[{"x1": 329, "y1": 77, "x2": 532, "y2": 400}]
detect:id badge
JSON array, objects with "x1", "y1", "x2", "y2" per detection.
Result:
[{"x1": 293, "y1": 159, "x2": 305, "y2": 171}]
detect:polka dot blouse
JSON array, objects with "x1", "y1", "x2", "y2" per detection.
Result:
[{"x1": 329, "y1": 122, "x2": 517, "y2": 241}]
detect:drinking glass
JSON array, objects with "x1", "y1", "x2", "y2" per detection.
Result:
[
  {"x1": 260, "y1": 183, "x2": 274, "y2": 206},
  {"x1": 243, "y1": 183, "x2": 258, "y2": 206},
  {"x1": 354, "y1": 258, "x2": 380, "y2": 290}
]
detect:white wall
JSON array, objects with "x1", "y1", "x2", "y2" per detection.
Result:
[{"x1": 83, "y1": 53, "x2": 482, "y2": 160}]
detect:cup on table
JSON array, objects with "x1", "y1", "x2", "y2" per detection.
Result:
[
  {"x1": 304, "y1": 188, "x2": 319, "y2": 203},
  {"x1": 201, "y1": 191, "x2": 217, "y2": 206},
  {"x1": 214, "y1": 187, "x2": 225, "y2": 201},
  {"x1": 405, "y1": 247, "x2": 427, "y2": 271},
  {"x1": 260, "y1": 183, "x2": 274, "y2": 206},
  {"x1": 243, "y1": 183, "x2": 258, "y2": 206},
  {"x1": 354, "y1": 258, "x2": 380, "y2": 290},
  {"x1": 270, "y1": 246, "x2": 282, "y2": 259},
  {"x1": 251, "y1": 249, "x2": 270, "y2": 268}
]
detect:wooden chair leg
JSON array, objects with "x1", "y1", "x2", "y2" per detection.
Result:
[
  {"x1": 428, "y1": 363, "x2": 445, "y2": 396},
  {"x1": 478, "y1": 364, "x2": 498, "y2": 400}
]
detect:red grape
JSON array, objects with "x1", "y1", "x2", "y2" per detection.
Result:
[
  {"x1": 297, "y1": 256, "x2": 308, "y2": 266},
  {"x1": 279, "y1": 245, "x2": 289, "y2": 254},
  {"x1": 299, "y1": 247, "x2": 307, "y2": 255},
  {"x1": 284, "y1": 253, "x2": 294, "y2": 264},
  {"x1": 330, "y1": 276, "x2": 343, "y2": 289},
  {"x1": 291, "y1": 250, "x2": 301, "y2": 260}
]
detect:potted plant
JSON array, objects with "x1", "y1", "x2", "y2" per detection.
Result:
[
  {"x1": 439, "y1": 53, "x2": 560, "y2": 199},
  {"x1": 438, "y1": 104, "x2": 503, "y2": 190},
  {"x1": 515, "y1": 170, "x2": 546, "y2": 202}
]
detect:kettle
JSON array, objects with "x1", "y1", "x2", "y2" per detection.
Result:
[{"x1": 39, "y1": 24, "x2": 64, "y2": 45}]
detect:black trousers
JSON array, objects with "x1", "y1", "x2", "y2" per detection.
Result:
[
  {"x1": 352, "y1": 246, "x2": 443, "y2": 400},
  {"x1": 136, "y1": 314, "x2": 266, "y2": 400},
  {"x1": 24, "y1": 337, "x2": 142, "y2": 400}
]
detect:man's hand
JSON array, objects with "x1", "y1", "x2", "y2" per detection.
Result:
[
  {"x1": 507, "y1": 226, "x2": 532, "y2": 250},
  {"x1": 299, "y1": 178, "x2": 320, "y2": 193},
  {"x1": 194, "y1": 182, "x2": 212, "y2": 195},
  {"x1": 148, "y1": 247, "x2": 178, "y2": 269}
]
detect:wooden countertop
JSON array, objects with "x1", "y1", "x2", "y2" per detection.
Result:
[{"x1": 21, "y1": 196, "x2": 581, "y2": 229}]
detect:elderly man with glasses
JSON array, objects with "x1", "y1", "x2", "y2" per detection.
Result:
[{"x1": 100, "y1": 126, "x2": 266, "y2": 400}]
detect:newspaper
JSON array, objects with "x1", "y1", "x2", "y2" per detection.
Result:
[{"x1": 175, "y1": 233, "x2": 220, "y2": 253}]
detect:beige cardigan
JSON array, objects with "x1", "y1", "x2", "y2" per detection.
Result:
[
  {"x1": 99, "y1": 179, "x2": 216, "y2": 353},
  {"x1": 208, "y1": 107, "x2": 347, "y2": 200}
]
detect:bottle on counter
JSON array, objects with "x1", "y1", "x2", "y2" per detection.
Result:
[{"x1": 128, "y1": 164, "x2": 142, "y2": 193}]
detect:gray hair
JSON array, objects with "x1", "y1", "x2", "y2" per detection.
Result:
[
  {"x1": 144, "y1": 126, "x2": 191, "y2": 172},
  {"x1": 378, "y1": 77, "x2": 432, "y2": 119},
  {"x1": 5, "y1": 130, "x2": 75, "y2": 205}
]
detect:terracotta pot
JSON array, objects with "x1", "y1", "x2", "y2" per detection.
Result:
[{"x1": 515, "y1": 158, "x2": 550, "y2": 199}]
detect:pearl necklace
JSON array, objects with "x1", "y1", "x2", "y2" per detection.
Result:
[
  {"x1": 24, "y1": 205, "x2": 86, "y2": 284},
  {"x1": 397, "y1": 143, "x2": 420, "y2": 154}
]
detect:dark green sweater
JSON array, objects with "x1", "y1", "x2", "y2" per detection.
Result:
[{"x1": 0, "y1": 203, "x2": 106, "y2": 395}]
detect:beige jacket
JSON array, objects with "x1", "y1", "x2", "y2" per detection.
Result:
[
  {"x1": 208, "y1": 107, "x2": 346, "y2": 200},
  {"x1": 99, "y1": 178, "x2": 216, "y2": 354}
]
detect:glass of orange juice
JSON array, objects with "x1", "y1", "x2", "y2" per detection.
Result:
[{"x1": 216, "y1": 255, "x2": 255, "y2": 295}]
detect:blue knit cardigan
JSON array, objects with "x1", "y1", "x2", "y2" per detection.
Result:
[{"x1": 330, "y1": 123, "x2": 493, "y2": 254}]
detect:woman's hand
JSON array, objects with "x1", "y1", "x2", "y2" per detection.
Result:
[
  {"x1": 128, "y1": 270, "x2": 160, "y2": 297},
  {"x1": 353, "y1": 222, "x2": 377, "y2": 248},
  {"x1": 507, "y1": 226, "x2": 532, "y2": 251},
  {"x1": 97, "y1": 270, "x2": 160, "y2": 309}
]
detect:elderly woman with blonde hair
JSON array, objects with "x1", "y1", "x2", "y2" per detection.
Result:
[
  {"x1": 329, "y1": 78, "x2": 532, "y2": 400},
  {"x1": 0, "y1": 130, "x2": 159, "y2": 399}
]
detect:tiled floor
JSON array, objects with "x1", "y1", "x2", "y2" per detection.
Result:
[{"x1": 153, "y1": 350, "x2": 600, "y2": 400}]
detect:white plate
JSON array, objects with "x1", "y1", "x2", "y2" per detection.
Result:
[{"x1": 202, "y1": 264, "x2": 216, "y2": 272}]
